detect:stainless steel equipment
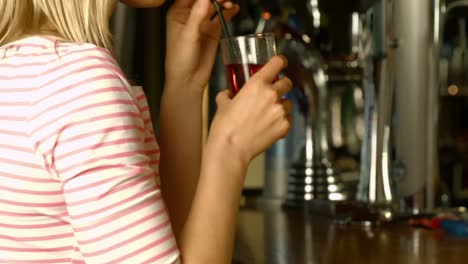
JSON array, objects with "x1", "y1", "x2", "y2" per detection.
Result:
[
  {"x1": 392, "y1": 0, "x2": 438, "y2": 213},
  {"x1": 356, "y1": 2, "x2": 397, "y2": 206},
  {"x1": 276, "y1": 0, "x2": 441, "y2": 216},
  {"x1": 232, "y1": 0, "x2": 444, "y2": 216},
  {"x1": 257, "y1": 0, "x2": 368, "y2": 206},
  {"x1": 278, "y1": 33, "x2": 347, "y2": 206},
  {"x1": 355, "y1": 0, "x2": 440, "y2": 215}
]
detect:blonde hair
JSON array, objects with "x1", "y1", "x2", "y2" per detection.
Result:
[{"x1": 0, "y1": 0, "x2": 115, "y2": 51}]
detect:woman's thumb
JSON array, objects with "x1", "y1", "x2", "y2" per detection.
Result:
[
  {"x1": 216, "y1": 90, "x2": 231, "y2": 107},
  {"x1": 186, "y1": 0, "x2": 211, "y2": 33}
]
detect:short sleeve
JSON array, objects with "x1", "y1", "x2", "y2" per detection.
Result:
[{"x1": 27, "y1": 46, "x2": 180, "y2": 263}]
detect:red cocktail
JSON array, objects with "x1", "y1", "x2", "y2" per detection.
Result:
[{"x1": 220, "y1": 33, "x2": 277, "y2": 95}]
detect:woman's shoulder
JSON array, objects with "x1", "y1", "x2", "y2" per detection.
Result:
[
  {"x1": 2, "y1": 35, "x2": 113, "y2": 58},
  {"x1": 40, "y1": 36, "x2": 131, "y2": 88},
  {"x1": 1, "y1": 35, "x2": 125, "y2": 80},
  {"x1": 53, "y1": 37, "x2": 121, "y2": 71}
]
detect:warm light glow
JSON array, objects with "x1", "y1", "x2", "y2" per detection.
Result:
[
  {"x1": 382, "y1": 126, "x2": 393, "y2": 202},
  {"x1": 328, "y1": 184, "x2": 338, "y2": 192},
  {"x1": 384, "y1": 211, "x2": 392, "y2": 220},
  {"x1": 305, "y1": 185, "x2": 312, "y2": 193},
  {"x1": 310, "y1": 0, "x2": 320, "y2": 28},
  {"x1": 305, "y1": 194, "x2": 312, "y2": 200},
  {"x1": 305, "y1": 176, "x2": 312, "y2": 184},
  {"x1": 329, "y1": 193, "x2": 344, "y2": 201},
  {"x1": 263, "y1": 12, "x2": 272, "y2": 20},
  {"x1": 448, "y1": 85, "x2": 459, "y2": 95}
]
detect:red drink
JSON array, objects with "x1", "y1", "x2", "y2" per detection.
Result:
[
  {"x1": 225, "y1": 63, "x2": 265, "y2": 94},
  {"x1": 221, "y1": 33, "x2": 277, "y2": 94}
]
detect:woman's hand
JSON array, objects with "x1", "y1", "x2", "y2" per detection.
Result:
[
  {"x1": 165, "y1": 0, "x2": 239, "y2": 94},
  {"x1": 207, "y1": 56, "x2": 293, "y2": 165}
]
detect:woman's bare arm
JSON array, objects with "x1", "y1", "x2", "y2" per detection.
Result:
[{"x1": 172, "y1": 57, "x2": 292, "y2": 263}]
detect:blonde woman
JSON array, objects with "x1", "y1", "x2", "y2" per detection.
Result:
[{"x1": 0, "y1": 0, "x2": 292, "y2": 263}]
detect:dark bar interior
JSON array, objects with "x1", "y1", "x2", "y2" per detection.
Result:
[{"x1": 111, "y1": 0, "x2": 468, "y2": 262}]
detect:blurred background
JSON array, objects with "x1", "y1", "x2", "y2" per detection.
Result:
[{"x1": 111, "y1": 0, "x2": 468, "y2": 214}]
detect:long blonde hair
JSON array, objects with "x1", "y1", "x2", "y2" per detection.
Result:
[{"x1": 0, "y1": 0, "x2": 115, "y2": 51}]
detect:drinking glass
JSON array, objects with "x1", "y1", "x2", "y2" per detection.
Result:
[{"x1": 220, "y1": 32, "x2": 277, "y2": 94}]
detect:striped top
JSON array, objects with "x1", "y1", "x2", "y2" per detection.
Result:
[{"x1": 0, "y1": 36, "x2": 180, "y2": 263}]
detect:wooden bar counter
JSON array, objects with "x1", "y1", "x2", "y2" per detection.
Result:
[{"x1": 232, "y1": 201, "x2": 468, "y2": 264}]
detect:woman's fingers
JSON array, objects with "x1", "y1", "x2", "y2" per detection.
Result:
[
  {"x1": 209, "y1": 1, "x2": 238, "y2": 22},
  {"x1": 274, "y1": 100, "x2": 292, "y2": 138},
  {"x1": 173, "y1": 0, "x2": 233, "y2": 9},
  {"x1": 215, "y1": 90, "x2": 231, "y2": 107},
  {"x1": 213, "y1": 0, "x2": 235, "y2": 9},
  {"x1": 172, "y1": 0, "x2": 196, "y2": 8},
  {"x1": 210, "y1": 3, "x2": 239, "y2": 22},
  {"x1": 255, "y1": 56, "x2": 288, "y2": 83},
  {"x1": 281, "y1": 99, "x2": 293, "y2": 116},
  {"x1": 281, "y1": 115, "x2": 292, "y2": 138},
  {"x1": 186, "y1": 0, "x2": 212, "y2": 33},
  {"x1": 207, "y1": 2, "x2": 219, "y2": 20},
  {"x1": 185, "y1": 0, "x2": 238, "y2": 35},
  {"x1": 221, "y1": 0, "x2": 234, "y2": 9},
  {"x1": 273, "y1": 77, "x2": 293, "y2": 98}
]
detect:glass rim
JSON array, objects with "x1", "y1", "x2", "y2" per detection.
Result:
[{"x1": 220, "y1": 32, "x2": 275, "y2": 43}]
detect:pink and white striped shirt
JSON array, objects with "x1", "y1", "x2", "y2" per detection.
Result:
[{"x1": 0, "y1": 36, "x2": 180, "y2": 263}]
